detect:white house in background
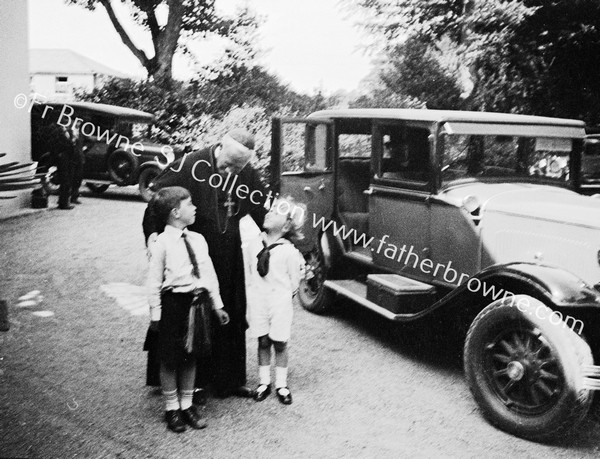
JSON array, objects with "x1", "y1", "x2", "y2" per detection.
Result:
[
  {"x1": 29, "y1": 49, "x2": 129, "y2": 101},
  {"x1": 0, "y1": 0, "x2": 30, "y2": 215}
]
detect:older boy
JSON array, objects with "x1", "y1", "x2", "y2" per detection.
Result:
[{"x1": 147, "y1": 186, "x2": 229, "y2": 433}]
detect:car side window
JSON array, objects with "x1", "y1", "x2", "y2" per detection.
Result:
[
  {"x1": 279, "y1": 122, "x2": 331, "y2": 173},
  {"x1": 441, "y1": 134, "x2": 572, "y2": 185},
  {"x1": 377, "y1": 126, "x2": 431, "y2": 183}
]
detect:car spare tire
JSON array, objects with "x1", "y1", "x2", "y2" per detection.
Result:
[
  {"x1": 464, "y1": 295, "x2": 593, "y2": 441},
  {"x1": 107, "y1": 149, "x2": 139, "y2": 185},
  {"x1": 138, "y1": 167, "x2": 160, "y2": 202}
]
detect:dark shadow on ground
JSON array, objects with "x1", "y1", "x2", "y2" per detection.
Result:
[
  {"x1": 80, "y1": 186, "x2": 146, "y2": 203},
  {"x1": 327, "y1": 297, "x2": 464, "y2": 373}
]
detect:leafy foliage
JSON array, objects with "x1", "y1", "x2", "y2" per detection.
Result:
[
  {"x1": 345, "y1": 0, "x2": 600, "y2": 124},
  {"x1": 79, "y1": 64, "x2": 323, "y2": 141}
]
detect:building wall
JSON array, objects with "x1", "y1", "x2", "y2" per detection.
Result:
[
  {"x1": 0, "y1": 0, "x2": 31, "y2": 215},
  {"x1": 31, "y1": 73, "x2": 95, "y2": 102}
]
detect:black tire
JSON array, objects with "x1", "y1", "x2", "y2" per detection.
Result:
[
  {"x1": 42, "y1": 165, "x2": 60, "y2": 195},
  {"x1": 86, "y1": 183, "x2": 110, "y2": 194},
  {"x1": 107, "y1": 149, "x2": 139, "y2": 185},
  {"x1": 138, "y1": 167, "x2": 159, "y2": 202},
  {"x1": 297, "y1": 233, "x2": 336, "y2": 314},
  {"x1": 464, "y1": 295, "x2": 593, "y2": 441}
]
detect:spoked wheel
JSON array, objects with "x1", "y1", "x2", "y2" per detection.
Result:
[
  {"x1": 298, "y1": 234, "x2": 335, "y2": 314},
  {"x1": 485, "y1": 327, "x2": 563, "y2": 414},
  {"x1": 108, "y1": 149, "x2": 138, "y2": 185},
  {"x1": 42, "y1": 166, "x2": 60, "y2": 195},
  {"x1": 464, "y1": 295, "x2": 593, "y2": 441}
]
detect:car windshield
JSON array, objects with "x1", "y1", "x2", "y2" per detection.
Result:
[{"x1": 441, "y1": 134, "x2": 574, "y2": 186}]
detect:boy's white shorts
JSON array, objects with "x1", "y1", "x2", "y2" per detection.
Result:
[{"x1": 248, "y1": 301, "x2": 293, "y2": 342}]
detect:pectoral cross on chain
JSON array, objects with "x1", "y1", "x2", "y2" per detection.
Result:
[{"x1": 224, "y1": 192, "x2": 236, "y2": 217}]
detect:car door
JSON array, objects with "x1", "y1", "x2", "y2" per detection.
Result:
[
  {"x1": 270, "y1": 118, "x2": 334, "y2": 253},
  {"x1": 82, "y1": 113, "x2": 113, "y2": 178},
  {"x1": 368, "y1": 121, "x2": 434, "y2": 282}
]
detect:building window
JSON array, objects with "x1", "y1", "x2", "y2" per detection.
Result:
[{"x1": 55, "y1": 76, "x2": 70, "y2": 94}]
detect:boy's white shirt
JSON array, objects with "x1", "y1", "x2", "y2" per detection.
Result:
[
  {"x1": 147, "y1": 224, "x2": 224, "y2": 321},
  {"x1": 244, "y1": 228, "x2": 305, "y2": 311}
]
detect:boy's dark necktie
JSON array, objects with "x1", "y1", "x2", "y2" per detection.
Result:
[
  {"x1": 256, "y1": 241, "x2": 283, "y2": 277},
  {"x1": 181, "y1": 232, "x2": 200, "y2": 278}
]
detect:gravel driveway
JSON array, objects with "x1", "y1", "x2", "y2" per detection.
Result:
[{"x1": 1, "y1": 188, "x2": 599, "y2": 458}]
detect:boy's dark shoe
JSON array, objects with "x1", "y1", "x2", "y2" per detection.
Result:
[
  {"x1": 192, "y1": 388, "x2": 207, "y2": 406},
  {"x1": 165, "y1": 410, "x2": 187, "y2": 433},
  {"x1": 276, "y1": 387, "x2": 293, "y2": 405},
  {"x1": 254, "y1": 384, "x2": 271, "y2": 402},
  {"x1": 57, "y1": 204, "x2": 74, "y2": 210},
  {"x1": 181, "y1": 405, "x2": 207, "y2": 429}
]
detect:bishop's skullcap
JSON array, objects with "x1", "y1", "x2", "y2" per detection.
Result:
[{"x1": 227, "y1": 128, "x2": 255, "y2": 151}]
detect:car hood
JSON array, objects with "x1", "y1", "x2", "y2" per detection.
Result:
[
  {"x1": 440, "y1": 182, "x2": 600, "y2": 285},
  {"x1": 442, "y1": 182, "x2": 600, "y2": 229}
]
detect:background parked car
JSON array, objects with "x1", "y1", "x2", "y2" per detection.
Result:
[{"x1": 31, "y1": 102, "x2": 183, "y2": 201}]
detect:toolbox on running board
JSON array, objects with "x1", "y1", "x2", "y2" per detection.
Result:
[{"x1": 366, "y1": 274, "x2": 436, "y2": 314}]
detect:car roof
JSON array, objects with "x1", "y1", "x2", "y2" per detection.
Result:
[
  {"x1": 44, "y1": 101, "x2": 155, "y2": 123},
  {"x1": 308, "y1": 108, "x2": 585, "y2": 128}
]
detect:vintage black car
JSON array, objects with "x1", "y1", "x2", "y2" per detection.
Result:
[
  {"x1": 31, "y1": 102, "x2": 179, "y2": 201},
  {"x1": 271, "y1": 109, "x2": 600, "y2": 441}
]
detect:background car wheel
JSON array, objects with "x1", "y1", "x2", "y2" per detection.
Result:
[
  {"x1": 464, "y1": 295, "x2": 593, "y2": 441},
  {"x1": 298, "y1": 234, "x2": 335, "y2": 314},
  {"x1": 42, "y1": 165, "x2": 60, "y2": 195},
  {"x1": 107, "y1": 149, "x2": 138, "y2": 185},
  {"x1": 85, "y1": 183, "x2": 110, "y2": 194},
  {"x1": 138, "y1": 167, "x2": 159, "y2": 202}
]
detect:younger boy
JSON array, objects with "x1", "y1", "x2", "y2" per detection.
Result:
[{"x1": 147, "y1": 186, "x2": 229, "y2": 433}]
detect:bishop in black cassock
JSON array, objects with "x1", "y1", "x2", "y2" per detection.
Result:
[{"x1": 143, "y1": 132, "x2": 267, "y2": 396}]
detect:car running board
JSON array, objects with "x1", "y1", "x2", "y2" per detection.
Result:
[{"x1": 324, "y1": 279, "x2": 420, "y2": 321}]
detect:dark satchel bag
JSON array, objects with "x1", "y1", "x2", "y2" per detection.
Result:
[
  {"x1": 184, "y1": 288, "x2": 212, "y2": 358},
  {"x1": 143, "y1": 324, "x2": 160, "y2": 387}
]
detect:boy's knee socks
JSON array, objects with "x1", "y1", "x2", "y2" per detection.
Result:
[
  {"x1": 163, "y1": 389, "x2": 179, "y2": 411},
  {"x1": 275, "y1": 367, "x2": 288, "y2": 389},
  {"x1": 180, "y1": 389, "x2": 194, "y2": 410},
  {"x1": 259, "y1": 365, "x2": 271, "y2": 385}
]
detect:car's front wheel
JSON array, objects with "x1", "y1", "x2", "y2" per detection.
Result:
[
  {"x1": 298, "y1": 233, "x2": 335, "y2": 314},
  {"x1": 42, "y1": 165, "x2": 60, "y2": 195},
  {"x1": 464, "y1": 295, "x2": 593, "y2": 441},
  {"x1": 138, "y1": 167, "x2": 159, "y2": 202},
  {"x1": 107, "y1": 149, "x2": 138, "y2": 185}
]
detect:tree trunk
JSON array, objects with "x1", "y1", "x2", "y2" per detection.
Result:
[
  {"x1": 149, "y1": 0, "x2": 185, "y2": 85},
  {"x1": 100, "y1": 0, "x2": 185, "y2": 85}
]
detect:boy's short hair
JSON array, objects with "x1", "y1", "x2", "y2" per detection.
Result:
[{"x1": 153, "y1": 186, "x2": 191, "y2": 224}]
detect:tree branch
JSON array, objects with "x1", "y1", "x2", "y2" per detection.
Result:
[{"x1": 98, "y1": 0, "x2": 151, "y2": 70}]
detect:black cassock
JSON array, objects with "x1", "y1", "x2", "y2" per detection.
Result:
[{"x1": 142, "y1": 146, "x2": 266, "y2": 392}]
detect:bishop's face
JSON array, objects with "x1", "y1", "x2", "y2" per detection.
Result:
[{"x1": 216, "y1": 135, "x2": 251, "y2": 176}]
